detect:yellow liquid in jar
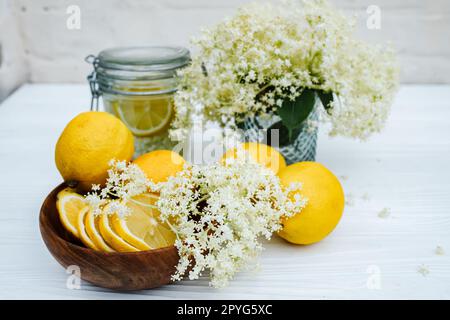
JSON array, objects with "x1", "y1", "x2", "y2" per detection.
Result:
[{"x1": 103, "y1": 87, "x2": 176, "y2": 155}]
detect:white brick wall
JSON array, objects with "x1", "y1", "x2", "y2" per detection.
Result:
[
  {"x1": 0, "y1": 0, "x2": 28, "y2": 101},
  {"x1": 1, "y1": 0, "x2": 449, "y2": 100}
]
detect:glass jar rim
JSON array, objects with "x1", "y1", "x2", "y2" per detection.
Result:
[
  {"x1": 86, "y1": 46, "x2": 190, "y2": 107},
  {"x1": 97, "y1": 46, "x2": 190, "y2": 72}
]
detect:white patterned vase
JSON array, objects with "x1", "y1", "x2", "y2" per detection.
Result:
[{"x1": 241, "y1": 107, "x2": 318, "y2": 165}]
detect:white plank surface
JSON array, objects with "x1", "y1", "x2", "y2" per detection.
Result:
[{"x1": 0, "y1": 84, "x2": 449, "y2": 299}]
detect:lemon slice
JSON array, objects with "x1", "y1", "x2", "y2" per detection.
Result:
[
  {"x1": 85, "y1": 208, "x2": 116, "y2": 252},
  {"x1": 111, "y1": 194, "x2": 176, "y2": 250},
  {"x1": 113, "y1": 97, "x2": 173, "y2": 137},
  {"x1": 98, "y1": 203, "x2": 140, "y2": 252},
  {"x1": 56, "y1": 188, "x2": 87, "y2": 239},
  {"x1": 77, "y1": 207, "x2": 99, "y2": 251}
]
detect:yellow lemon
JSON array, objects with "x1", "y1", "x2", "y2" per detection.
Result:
[
  {"x1": 277, "y1": 162, "x2": 345, "y2": 245},
  {"x1": 55, "y1": 111, "x2": 134, "y2": 191},
  {"x1": 221, "y1": 142, "x2": 286, "y2": 174},
  {"x1": 84, "y1": 208, "x2": 116, "y2": 252},
  {"x1": 133, "y1": 150, "x2": 185, "y2": 183},
  {"x1": 110, "y1": 193, "x2": 176, "y2": 250},
  {"x1": 76, "y1": 207, "x2": 100, "y2": 251},
  {"x1": 56, "y1": 188, "x2": 87, "y2": 239},
  {"x1": 98, "y1": 203, "x2": 140, "y2": 252}
]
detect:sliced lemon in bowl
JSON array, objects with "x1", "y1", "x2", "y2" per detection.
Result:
[
  {"x1": 98, "y1": 202, "x2": 140, "y2": 252},
  {"x1": 85, "y1": 208, "x2": 116, "y2": 253},
  {"x1": 77, "y1": 207, "x2": 99, "y2": 251},
  {"x1": 111, "y1": 194, "x2": 176, "y2": 250},
  {"x1": 56, "y1": 188, "x2": 87, "y2": 239},
  {"x1": 113, "y1": 97, "x2": 173, "y2": 137}
]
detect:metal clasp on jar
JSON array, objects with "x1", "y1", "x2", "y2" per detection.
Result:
[{"x1": 85, "y1": 54, "x2": 100, "y2": 111}]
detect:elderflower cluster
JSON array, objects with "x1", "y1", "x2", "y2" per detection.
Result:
[
  {"x1": 85, "y1": 159, "x2": 154, "y2": 216},
  {"x1": 157, "y1": 158, "x2": 306, "y2": 288},
  {"x1": 84, "y1": 158, "x2": 305, "y2": 288},
  {"x1": 171, "y1": 0, "x2": 399, "y2": 141}
]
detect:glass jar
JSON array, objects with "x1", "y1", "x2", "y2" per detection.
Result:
[{"x1": 86, "y1": 46, "x2": 190, "y2": 156}]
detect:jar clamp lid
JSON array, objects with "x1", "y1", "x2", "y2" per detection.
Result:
[{"x1": 86, "y1": 46, "x2": 190, "y2": 110}]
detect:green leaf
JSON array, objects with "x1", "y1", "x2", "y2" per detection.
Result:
[
  {"x1": 317, "y1": 91, "x2": 334, "y2": 114},
  {"x1": 276, "y1": 88, "x2": 316, "y2": 140},
  {"x1": 266, "y1": 121, "x2": 302, "y2": 146}
]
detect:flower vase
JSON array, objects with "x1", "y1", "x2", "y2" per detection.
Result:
[{"x1": 241, "y1": 106, "x2": 319, "y2": 165}]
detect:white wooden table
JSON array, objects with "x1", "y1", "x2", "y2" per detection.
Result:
[{"x1": 0, "y1": 84, "x2": 449, "y2": 299}]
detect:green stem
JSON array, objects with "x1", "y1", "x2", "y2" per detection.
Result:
[{"x1": 129, "y1": 197, "x2": 158, "y2": 210}]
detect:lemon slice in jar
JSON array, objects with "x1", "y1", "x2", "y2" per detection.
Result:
[
  {"x1": 113, "y1": 97, "x2": 173, "y2": 137},
  {"x1": 110, "y1": 194, "x2": 176, "y2": 250}
]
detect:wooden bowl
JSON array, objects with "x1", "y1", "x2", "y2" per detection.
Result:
[{"x1": 39, "y1": 183, "x2": 180, "y2": 291}]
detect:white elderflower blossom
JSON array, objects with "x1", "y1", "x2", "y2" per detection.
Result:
[
  {"x1": 85, "y1": 159, "x2": 157, "y2": 216},
  {"x1": 85, "y1": 159, "x2": 305, "y2": 288},
  {"x1": 157, "y1": 159, "x2": 306, "y2": 288},
  {"x1": 171, "y1": 0, "x2": 399, "y2": 141}
]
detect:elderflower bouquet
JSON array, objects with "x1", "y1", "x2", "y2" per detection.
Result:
[
  {"x1": 86, "y1": 158, "x2": 305, "y2": 288},
  {"x1": 158, "y1": 157, "x2": 305, "y2": 287},
  {"x1": 170, "y1": 0, "x2": 399, "y2": 162}
]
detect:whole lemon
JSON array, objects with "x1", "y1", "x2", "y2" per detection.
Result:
[
  {"x1": 133, "y1": 150, "x2": 185, "y2": 183},
  {"x1": 278, "y1": 162, "x2": 344, "y2": 245},
  {"x1": 221, "y1": 142, "x2": 286, "y2": 174},
  {"x1": 55, "y1": 112, "x2": 134, "y2": 191}
]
